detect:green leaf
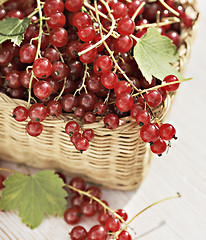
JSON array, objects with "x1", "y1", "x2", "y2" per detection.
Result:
[
  {"x1": 133, "y1": 27, "x2": 182, "y2": 83},
  {"x1": 0, "y1": 170, "x2": 67, "y2": 229},
  {"x1": 0, "y1": 17, "x2": 30, "y2": 46}
]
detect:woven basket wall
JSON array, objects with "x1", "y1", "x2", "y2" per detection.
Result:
[{"x1": 0, "y1": 0, "x2": 199, "y2": 190}]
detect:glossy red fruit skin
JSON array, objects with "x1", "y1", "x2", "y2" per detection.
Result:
[
  {"x1": 20, "y1": 70, "x2": 37, "y2": 89},
  {"x1": 117, "y1": 18, "x2": 135, "y2": 35},
  {"x1": 65, "y1": 121, "x2": 80, "y2": 136},
  {"x1": 82, "y1": 112, "x2": 96, "y2": 124},
  {"x1": 136, "y1": 110, "x2": 150, "y2": 126},
  {"x1": 114, "y1": 81, "x2": 132, "y2": 96},
  {"x1": 19, "y1": 43, "x2": 37, "y2": 63},
  {"x1": 159, "y1": 123, "x2": 176, "y2": 140},
  {"x1": 150, "y1": 138, "x2": 167, "y2": 155},
  {"x1": 86, "y1": 185, "x2": 102, "y2": 199},
  {"x1": 87, "y1": 225, "x2": 107, "y2": 240},
  {"x1": 93, "y1": 55, "x2": 113, "y2": 75},
  {"x1": 72, "y1": 12, "x2": 93, "y2": 29},
  {"x1": 106, "y1": 217, "x2": 121, "y2": 232},
  {"x1": 104, "y1": 114, "x2": 119, "y2": 129},
  {"x1": 12, "y1": 106, "x2": 28, "y2": 122},
  {"x1": 65, "y1": 0, "x2": 84, "y2": 12},
  {"x1": 144, "y1": 90, "x2": 162, "y2": 107},
  {"x1": 163, "y1": 75, "x2": 180, "y2": 92},
  {"x1": 80, "y1": 201, "x2": 97, "y2": 217},
  {"x1": 29, "y1": 103, "x2": 48, "y2": 122},
  {"x1": 78, "y1": 43, "x2": 97, "y2": 64},
  {"x1": 51, "y1": 61, "x2": 69, "y2": 81},
  {"x1": 117, "y1": 230, "x2": 132, "y2": 240},
  {"x1": 98, "y1": 210, "x2": 110, "y2": 225},
  {"x1": 115, "y1": 35, "x2": 133, "y2": 53},
  {"x1": 47, "y1": 100, "x2": 62, "y2": 117},
  {"x1": 166, "y1": 30, "x2": 180, "y2": 48},
  {"x1": 70, "y1": 225, "x2": 87, "y2": 240},
  {"x1": 49, "y1": 27, "x2": 69, "y2": 48},
  {"x1": 26, "y1": 121, "x2": 43, "y2": 137},
  {"x1": 130, "y1": 103, "x2": 144, "y2": 119},
  {"x1": 33, "y1": 58, "x2": 53, "y2": 79},
  {"x1": 101, "y1": 72, "x2": 118, "y2": 89},
  {"x1": 70, "y1": 177, "x2": 86, "y2": 191},
  {"x1": 75, "y1": 137, "x2": 89, "y2": 152},
  {"x1": 64, "y1": 206, "x2": 82, "y2": 225},
  {"x1": 33, "y1": 81, "x2": 53, "y2": 100},
  {"x1": 115, "y1": 93, "x2": 133, "y2": 112},
  {"x1": 78, "y1": 25, "x2": 96, "y2": 42},
  {"x1": 70, "y1": 133, "x2": 82, "y2": 145},
  {"x1": 47, "y1": 11, "x2": 66, "y2": 29},
  {"x1": 82, "y1": 129, "x2": 94, "y2": 142},
  {"x1": 44, "y1": 48, "x2": 60, "y2": 63},
  {"x1": 44, "y1": 0, "x2": 64, "y2": 16},
  {"x1": 116, "y1": 209, "x2": 128, "y2": 221},
  {"x1": 5, "y1": 70, "x2": 21, "y2": 89},
  {"x1": 61, "y1": 94, "x2": 79, "y2": 112},
  {"x1": 140, "y1": 123, "x2": 159, "y2": 143},
  {"x1": 94, "y1": 102, "x2": 106, "y2": 115},
  {"x1": 79, "y1": 92, "x2": 96, "y2": 111},
  {"x1": 111, "y1": 2, "x2": 128, "y2": 19}
]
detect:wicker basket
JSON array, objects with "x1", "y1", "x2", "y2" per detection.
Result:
[{"x1": 0, "y1": 0, "x2": 199, "y2": 190}]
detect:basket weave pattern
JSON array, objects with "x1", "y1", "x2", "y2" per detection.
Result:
[{"x1": 0, "y1": 0, "x2": 199, "y2": 190}]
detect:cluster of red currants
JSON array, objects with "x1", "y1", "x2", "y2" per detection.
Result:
[
  {"x1": 63, "y1": 175, "x2": 131, "y2": 240},
  {"x1": 0, "y1": 0, "x2": 192, "y2": 153}
]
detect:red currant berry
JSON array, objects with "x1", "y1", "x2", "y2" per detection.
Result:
[
  {"x1": 94, "y1": 102, "x2": 106, "y2": 115},
  {"x1": 12, "y1": 106, "x2": 28, "y2": 122},
  {"x1": 78, "y1": 25, "x2": 96, "y2": 42},
  {"x1": 26, "y1": 121, "x2": 43, "y2": 137},
  {"x1": 65, "y1": 121, "x2": 80, "y2": 136},
  {"x1": 130, "y1": 103, "x2": 144, "y2": 119},
  {"x1": 82, "y1": 129, "x2": 94, "y2": 142},
  {"x1": 51, "y1": 61, "x2": 69, "y2": 81},
  {"x1": 106, "y1": 217, "x2": 121, "y2": 232},
  {"x1": 47, "y1": 11, "x2": 66, "y2": 29},
  {"x1": 101, "y1": 72, "x2": 118, "y2": 89},
  {"x1": 114, "y1": 81, "x2": 132, "y2": 96},
  {"x1": 80, "y1": 201, "x2": 97, "y2": 217},
  {"x1": 116, "y1": 209, "x2": 128, "y2": 221},
  {"x1": 70, "y1": 177, "x2": 86, "y2": 191},
  {"x1": 78, "y1": 43, "x2": 97, "y2": 64},
  {"x1": 111, "y1": 2, "x2": 128, "y2": 19},
  {"x1": 115, "y1": 93, "x2": 133, "y2": 112},
  {"x1": 93, "y1": 55, "x2": 113, "y2": 75},
  {"x1": 159, "y1": 123, "x2": 176, "y2": 140},
  {"x1": 65, "y1": 0, "x2": 83, "y2": 12},
  {"x1": 70, "y1": 225, "x2": 87, "y2": 240},
  {"x1": 33, "y1": 81, "x2": 53, "y2": 99},
  {"x1": 20, "y1": 70, "x2": 37, "y2": 89},
  {"x1": 150, "y1": 138, "x2": 167, "y2": 155},
  {"x1": 79, "y1": 92, "x2": 96, "y2": 111},
  {"x1": 49, "y1": 27, "x2": 69, "y2": 48},
  {"x1": 115, "y1": 35, "x2": 133, "y2": 53},
  {"x1": 29, "y1": 103, "x2": 47, "y2": 122},
  {"x1": 87, "y1": 225, "x2": 107, "y2": 240},
  {"x1": 136, "y1": 110, "x2": 150, "y2": 126},
  {"x1": 144, "y1": 90, "x2": 162, "y2": 107},
  {"x1": 86, "y1": 186, "x2": 102, "y2": 199},
  {"x1": 61, "y1": 94, "x2": 79, "y2": 112},
  {"x1": 140, "y1": 123, "x2": 159, "y2": 143},
  {"x1": 104, "y1": 114, "x2": 119, "y2": 129},
  {"x1": 75, "y1": 137, "x2": 89, "y2": 152},
  {"x1": 44, "y1": 0, "x2": 64, "y2": 16},
  {"x1": 19, "y1": 43, "x2": 37, "y2": 63},
  {"x1": 71, "y1": 194, "x2": 85, "y2": 207},
  {"x1": 117, "y1": 230, "x2": 132, "y2": 240},
  {"x1": 71, "y1": 133, "x2": 82, "y2": 145},
  {"x1": 33, "y1": 58, "x2": 53, "y2": 79},
  {"x1": 47, "y1": 100, "x2": 62, "y2": 117},
  {"x1": 166, "y1": 31, "x2": 180, "y2": 48},
  {"x1": 82, "y1": 111, "x2": 96, "y2": 124},
  {"x1": 44, "y1": 48, "x2": 60, "y2": 63},
  {"x1": 163, "y1": 75, "x2": 180, "y2": 92},
  {"x1": 5, "y1": 70, "x2": 21, "y2": 89},
  {"x1": 117, "y1": 18, "x2": 135, "y2": 35},
  {"x1": 98, "y1": 211, "x2": 110, "y2": 226},
  {"x1": 72, "y1": 12, "x2": 92, "y2": 29},
  {"x1": 64, "y1": 206, "x2": 82, "y2": 225}
]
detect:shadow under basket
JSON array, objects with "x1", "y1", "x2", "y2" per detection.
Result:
[{"x1": 0, "y1": 0, "x2": 199, "y2": 190}]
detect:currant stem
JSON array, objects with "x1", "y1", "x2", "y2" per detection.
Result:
[
  {"x1": 79, "y1": 0, "x2": 116, "y2": 56},
  {"x1": 158, "y1": 0, "x2": 180, "y2": 17},
  {"x1": 114, "y1": 193, "x2": 181, "y2": 239},
  {"x1": 74, "y1": 63, "x2": 88, "y2": 96},
  {"x1": 131, "y1": 2, "x2": 146, "y2": 21},
  {"x1": 132, "y1": 78, "x2": 193, "y2": 98},
  {"x1": 65, "y1": 184, "x2": 125, "y2": 223},
  {"x1": 27, "y1": 0, "x2": 44, "y2": 109}
]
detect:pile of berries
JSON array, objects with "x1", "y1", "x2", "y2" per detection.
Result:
[
  {"x1": 63, "y1": 175, "x2": 131, "y2": 240},
  {"x1": 0, "y1": 0, "x2": 193, "y2": 155}
]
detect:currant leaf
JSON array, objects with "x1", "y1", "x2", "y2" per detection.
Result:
[
  {"x1": 133, "y1": 27, "x2": 182, "y2": 83},
  {"x1": 0, "y1": 170, "x2": 67, "y2": 229},
  {"x1": 0, "y1": 17, "x2": 30, "y2": 46}
]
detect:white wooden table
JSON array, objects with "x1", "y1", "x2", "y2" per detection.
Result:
[{"x1": 0, "y1": 1, "x2": 206, "y2": 239}]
